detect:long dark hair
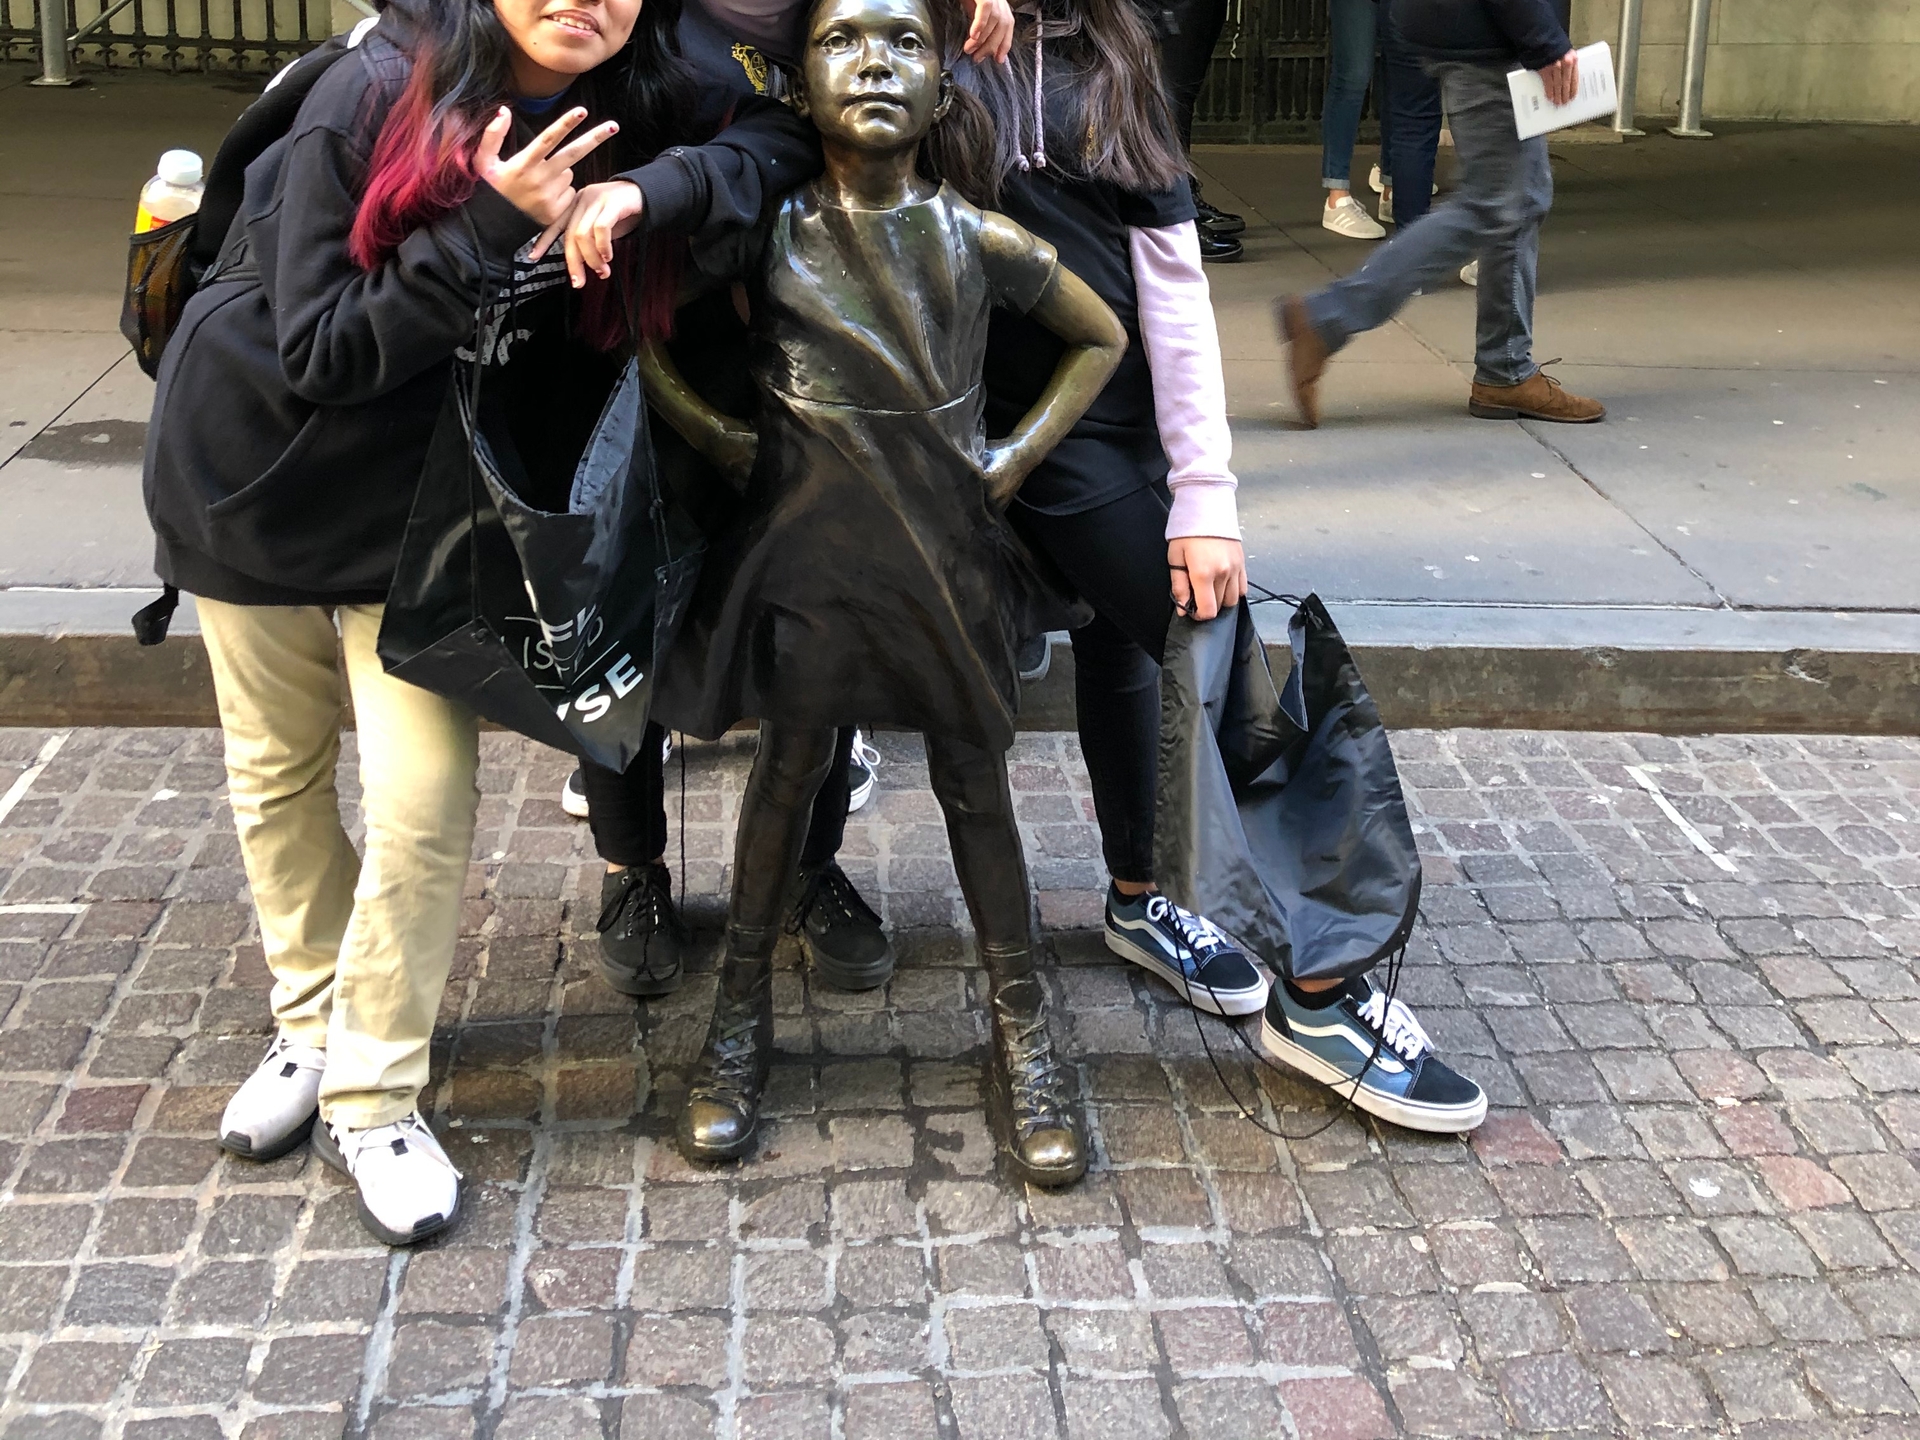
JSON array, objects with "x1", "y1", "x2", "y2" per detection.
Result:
[
  {"x1": 951, "y1": 0, "x2": 1187, "y2": 201},
  {"x1": 913, "y1": 0, "x2": 1001, "y2": 207},
  {"x1": 350, "y1": 0, "x2": 689, "y2": 270}
]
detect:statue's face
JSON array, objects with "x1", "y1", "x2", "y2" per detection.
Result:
[{"x1": 801, "y1": 0, "x2": 947, "y2": 151}]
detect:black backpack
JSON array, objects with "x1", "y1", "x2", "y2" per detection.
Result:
[{"x1": 119, "y1": 20, "x2": 371, "y2": 378}]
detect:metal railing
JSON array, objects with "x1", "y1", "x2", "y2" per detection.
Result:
[
  {"x1": 1193, "y1": 0, "x2": 1361, "y2": 144},
  {"x1": 5, "y1": 0, "x2": 337, "y2": 74}
]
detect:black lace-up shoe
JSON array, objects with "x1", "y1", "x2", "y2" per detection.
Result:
[
  {"x1": 596, "y1": 864, "x2": 688, "y2": 998},
  {"x1": 1194, "y1": 192, "x2": 1246, "y2": 237},
  {"x1": 790, "y1": 862, "x2": 895, "y2": 991},
  {"x1": 1198, "y1": 227, "x2": 1244, "y2": 264}
]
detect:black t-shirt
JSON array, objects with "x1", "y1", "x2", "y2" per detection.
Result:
[
  {"x1": 982, "y1": 77, "x2": 1195, "y2": 515},
  {"x1": 482, "y1": 90, "x2": 625, "y2": 510}
]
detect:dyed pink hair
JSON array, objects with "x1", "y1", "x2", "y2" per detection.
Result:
[
  {"x1": 348, "y1": 43, "x2": 488, "y2": 271},
  {"x1": 348, "y1": 46, "x2": 703, "y2": 348}
]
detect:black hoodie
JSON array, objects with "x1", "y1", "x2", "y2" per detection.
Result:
[{"x1": 143, "y1": 10, "x2": 816, "y2": 605}]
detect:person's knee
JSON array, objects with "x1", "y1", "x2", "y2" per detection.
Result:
[
  {"x1": 1070, "y1": 625, "x2": 1158, "y2": 700},
  {"x1": 926, "y1": 739, "x2": 1007, "y2": 823}
]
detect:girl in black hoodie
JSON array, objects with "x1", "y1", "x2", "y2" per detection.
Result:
[{"x1": 142, "y1": 0, "x2": 812, "y2": 1247}]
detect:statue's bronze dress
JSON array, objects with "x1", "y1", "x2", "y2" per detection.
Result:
[{"x1": 654, "y1": 182, "x2": 1083, "y2": 751}]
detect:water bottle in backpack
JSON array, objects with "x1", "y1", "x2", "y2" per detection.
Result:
[{"x1": 135, "y1": 150, "x2": 204, "y2": 233}]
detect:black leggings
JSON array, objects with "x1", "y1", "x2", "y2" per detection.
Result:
[
  {"x1": 581, "y1": 723, "x2": 855, "y2": 872},
  {"x1": 732, "y1": 723, "x2": 1031, "y2": 955},
  {"x1": 1158, "y1": 0, "x2": 1231, "y2": 150},
  {"x1": 1009, "y1": 485, "x2": 1173, "y2": 885}
]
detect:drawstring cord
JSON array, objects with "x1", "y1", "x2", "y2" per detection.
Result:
[{"x1": 1015, "y1": 23, "x2": 1047, "y2": 172}]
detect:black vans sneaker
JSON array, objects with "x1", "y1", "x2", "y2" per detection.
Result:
[
  {"x1": 791, "y1": 862, "x2": 895, "y2": 991},
  {"x1": 1261, "y1": 975, "x2": 1488, "y2": 1133},
  {"x1": 596, "y1": 864, "x2": 688, "y2": 998},
  {"x1": 1104, "y1": 886, "x2": 1269, "y2": 1016}
]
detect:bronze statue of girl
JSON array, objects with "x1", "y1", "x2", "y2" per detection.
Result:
[{"x1": 644, "y1": 0, "x2": 1125, "y2": 1185}]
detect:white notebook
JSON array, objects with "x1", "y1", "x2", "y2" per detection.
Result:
[{"x1": 1508, "y1": 40, "x2": 1618, "y2": 139}]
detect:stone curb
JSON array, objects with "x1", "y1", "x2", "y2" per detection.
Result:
[{"x1": 2, "y1": 588, "x2": 1917, "y2": 734}]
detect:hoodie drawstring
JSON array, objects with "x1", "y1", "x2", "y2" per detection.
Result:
[{"x1": 1016, "y1": 26, "x2": 1047, "y2": 171}]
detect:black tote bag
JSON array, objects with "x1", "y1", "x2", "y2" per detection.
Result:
[
  {"x1": 376, "y1": 340, "x2": 702, "y2": 774},
  {"x1": 1155, "y1": 593, "x2": 1421, "y2": 984}
]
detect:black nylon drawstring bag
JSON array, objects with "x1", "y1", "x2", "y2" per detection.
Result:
[
  {"x1": 1154, "y1": 591, "x2": 1420, "y2": 985},
  {"x1": 375, "y1": 240, "x2": 702, "y2": 773}
]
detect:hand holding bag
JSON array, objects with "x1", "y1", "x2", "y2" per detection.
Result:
[{"x1": 1155, "y1": 592, "x2": 1421, "y2": 985}]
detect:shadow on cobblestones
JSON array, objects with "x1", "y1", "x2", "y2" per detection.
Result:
[{"x1": 2, "y1": 725, "x2": 1919, "y2": 1438}]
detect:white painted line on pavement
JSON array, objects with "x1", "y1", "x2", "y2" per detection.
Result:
[
  {"x1": 0, "y1": 904, "x2": 88, "y2": 915},
  {"x1": 1625, "y1": 765, "x2": 1738, "y2": 874},
  {"x1": 0, "y1": 731, "x2": 70, "y2": 827}
]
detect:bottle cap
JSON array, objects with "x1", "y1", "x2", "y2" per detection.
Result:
[{"x1": 157, "y1": 149, "x2": 203, "y2": 187}]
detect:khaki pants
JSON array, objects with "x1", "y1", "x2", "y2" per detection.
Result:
[{"x1": 197, "y1": 599, "x2": 479, "y2": 1128}]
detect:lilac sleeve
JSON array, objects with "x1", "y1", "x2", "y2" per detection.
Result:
[{"x1": 1129, "y1": 220, "x2": 1241, "y2": 542}]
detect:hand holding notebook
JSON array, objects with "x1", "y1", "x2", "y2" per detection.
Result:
[{"x1": 1509, "y1": 41, "x2": 1618, "y2": 139}]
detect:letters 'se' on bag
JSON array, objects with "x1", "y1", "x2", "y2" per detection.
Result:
[
  {"x1": 376, "y1": 327, "x2": 702, "y2": 774},
  {"x1": 1155, "y1": 594, "x2": 1420, "y2": 985}
]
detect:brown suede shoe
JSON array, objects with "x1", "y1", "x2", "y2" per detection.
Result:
[
  {"x1": 1468, "y1": 370, "x2": 1606, "y2": 423},
  {"x1": 1273, "y1": 295, "x2": 1328, "y2": 429}
]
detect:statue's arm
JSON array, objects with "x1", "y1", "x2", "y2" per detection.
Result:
[
  {"x1": 977, "y1": 215, "x2": 1126, "y2": 508},
  {"x1": 637, "y1": 336, "x2": 759, "y2": 485}
]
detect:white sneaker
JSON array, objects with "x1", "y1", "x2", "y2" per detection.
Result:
[
  {"x1": 1460, "y1": 260, "x2": 1479, "y2": 287},
  {"x1": 563, "y1": 734, "x2": 672, "y2": 820},
  {"x1": 1368, "y1": 167, "x2": 1435, "y2": 197},
  {"x1": 1379, "y1": 189, "x2": 1394, "y2": 225},
  {"x1": 1322, "y1": 195, "x2": 1386, "y2": 240},
  {"x1": 313, "y1": 1110, "x2": 462, "y2": 1246},
  {"x1": 847, "y1": 731, "x2": 881, "y2": 814},
  {"x1": 219, "y1": 1033, "x2": 325, "y2": 1161}
]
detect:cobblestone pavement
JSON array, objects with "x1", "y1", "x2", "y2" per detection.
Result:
[{"x1": 3, "y1": 725, "x2": 1920, "y2": 1440}]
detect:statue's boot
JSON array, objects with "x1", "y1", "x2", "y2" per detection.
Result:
[
  {"x1": 677, "y1": 932, "x2": 775, "y2": 1164},
  {"x1": 982, "y1": 940, "x2": 1086, "y2": 1188}
]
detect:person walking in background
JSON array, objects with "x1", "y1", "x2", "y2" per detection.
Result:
[
  {"x1": 1157, "y1": 0, "x2": 1247, "y2": 262},
  {"x1": 1373, "y1": 0, "x2": 1441, "y2": 232},
  {"x1": 1276, "y1": 0, "x2": 1605, "y2": 425},
  {"x1": 1319, "y1": 0, "x2": 1389, "y2": 239}
]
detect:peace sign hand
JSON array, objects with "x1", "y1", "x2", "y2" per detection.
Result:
[{"x1": 473, "y1": 105, "x2": 620, "y2": 229}]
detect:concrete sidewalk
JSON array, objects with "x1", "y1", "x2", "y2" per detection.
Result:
[{"x1": 1, "y1": 64, "x2": 1917, "y2": 732}]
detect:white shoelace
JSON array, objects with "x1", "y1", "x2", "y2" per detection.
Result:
[
  {"x1": 852, "y1": 730, "x2": 882, "y2": 771},
  {"x1": 262, "y1": 1031, "x2": 325, "y2": 1075},
  {"x1": 1145, "y1": 895, "x2": 1235, "y2": 960},
  {"x1": 335, "y1": 1112, "x2": 462, "y2": 1178},
  {"x1": 1355, "y1": 988, "x2": 1432, "y2": 1063}
]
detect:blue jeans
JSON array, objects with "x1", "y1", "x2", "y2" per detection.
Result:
[
  {"x1": 1304, "y1": 61, "x2": 1553, "y2": 388},
  {"x1": 1321, "y1": 0, "x2": 1381, "y2": 188},
  {"x1": 1377, "y1": 8, "x2": 1441, "y2": 225}
]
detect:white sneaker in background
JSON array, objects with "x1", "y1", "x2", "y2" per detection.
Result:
[
  {"x1": 1322, "y1": 195, "x2": 1386, "y2": 240},
  {"x1": 313, "y1": 1110, "x2": 462, "y2": 1246},
  {"x1": 219, "y1": 1033, "x2": 325, "y2": 1160},
  {"x1": 1460, "y1": 260, "x2": 1480, "y2": 287},
  {"x1": 847, "y1": 731, "x2": 881, "y2": 813},
  {"x1": 561, "y1": 767, "x2": 590, "y2": 819},
  {"x1": 1368, "y1": 164, "x2": 1386, "y2": 194},
  {"x1": 1379, "y1": 189, "x2": 1394, "y2": 224}
]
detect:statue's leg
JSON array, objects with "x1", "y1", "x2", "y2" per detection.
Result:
[
  {"x1": 679, "y1": 722, "x2": 838, "y2": 1164},
  {"x1": 925, "y1": 732, "x2": 1087, "y2": 1188}
]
